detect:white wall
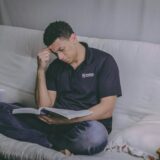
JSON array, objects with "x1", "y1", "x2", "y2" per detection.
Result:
[{"x1": 0, "y1": 0, "x2": 160, "y2": 43}]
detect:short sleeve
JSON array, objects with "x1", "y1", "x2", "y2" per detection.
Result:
[
  {"x1": 45, "y1": 62, "x2": 57, "y2": 91},
  {"x1": 98, "y1": 55, "x2": 122, "y2": 98}
]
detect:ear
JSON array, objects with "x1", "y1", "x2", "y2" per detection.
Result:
[{"x1": 69, "y1": 33, "x2": 77, "y2": 42}]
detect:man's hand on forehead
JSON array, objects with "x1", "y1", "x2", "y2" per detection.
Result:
[{"x1": 37, "y1": 48, "x2": 52, "y2": 70}]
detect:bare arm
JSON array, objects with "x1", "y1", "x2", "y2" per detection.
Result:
[
  {"x1": 39, "y1": 96, "x2": 117, "y2": 124},
  {"x1": 72, "y1": 95, "x2": 116, "y2": 123},
  {"x1": 35, "y1": 48, "x2": 56, "y2": 108}
]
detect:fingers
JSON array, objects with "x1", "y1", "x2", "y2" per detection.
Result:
[
  {"x1": 60, "y1": 149, "x2": 72, "y2": 156},
  {"x1": 38, "y1": 116, "x2": 47, "y2": 123},
  {"x1": 38, "y1": 115, "x2": 69, "y2": 125},
  {"x1": 37, "y1": 48, "x2": 51, "y2": 70},
  {"x1": 38, "y1": 48, "x2": 51, "y2": 59},
  {"x1": 38, "y1": 115, "x2": 56, "y2": 124}
]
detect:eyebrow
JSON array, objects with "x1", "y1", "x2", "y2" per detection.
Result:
[
  {"x1": 49, "y1": 49, "x2": 58, "y2": 56},
  {"x1": 50, "y1": 47, "x2": 64, "y2": 53},
  {"x1": 48, "y1": 48, "x2": 54, "y2": 53}
]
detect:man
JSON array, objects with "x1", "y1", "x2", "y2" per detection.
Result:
[
  {"x1": 0, "y1": 21, "x2": 121, "y2": 156},
  {"x1": 35, "y1": 21, "x2": 122, "y2": 155}
]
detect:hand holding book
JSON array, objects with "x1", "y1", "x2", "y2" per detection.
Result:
[{"x1": 38, "y1": 114, "x2": 71, "y2": 124}]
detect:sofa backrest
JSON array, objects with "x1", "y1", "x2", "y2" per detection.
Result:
[
  {"x1": 79, "y1": 36, "x2": 160, "y2": 111},
  {"x1": 0, "y1": 25, "x2": 160, "y2": 128},
  {"x1": 0, "y1": 25, "x2": 44, "y2": 106}
]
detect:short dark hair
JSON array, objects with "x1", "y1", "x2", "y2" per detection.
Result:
[{"x1": 43, "y1": 21, "x2": 74, "y2": 46}]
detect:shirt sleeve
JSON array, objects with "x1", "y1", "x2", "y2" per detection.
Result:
[
  {"x1": 97, "y1": 55, "x2": 122, "y2": 98},
  {"x1": 45, "y1": 61, "x2": 57, "y2": 91}
]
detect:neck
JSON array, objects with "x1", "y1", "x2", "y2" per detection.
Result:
[{"x1": 71, "y1": 43, "x2": 86, "y2": 69}]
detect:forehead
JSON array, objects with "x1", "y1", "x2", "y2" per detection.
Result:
[{"x1": 49, "y1": 38, "x2": 68, "y2": 51}]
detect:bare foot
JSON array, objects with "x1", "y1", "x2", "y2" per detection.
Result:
[
  {"x1": 147, "y1": 156, "x2": 156, "y2": 160},
  {"x1": 60, "y1": 149, "x2": 72, "y2": 156}
]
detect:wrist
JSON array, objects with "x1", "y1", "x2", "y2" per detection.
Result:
[{"x1": 37, "y1": 68, "x2": 46, "y2": 73}]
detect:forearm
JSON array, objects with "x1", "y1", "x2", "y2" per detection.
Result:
[
  {"x1": 38, "y1": 102, "x2": 113, "y2": 125},
  {"x1": 70, "y1": 96, "x2": 116, "y2": 123},
  {"x1": 71, "y1": 105, "x2": 112, "y2": 123},
  {"x1": 49, "y1": 103, "x2": 113, "y2": 125},
  {"x1": 35, "y1": 69, "x2": 52, "y2": 108},
  {"x1": 39, "y1": 96, "x2": 116, "y2": 125}
]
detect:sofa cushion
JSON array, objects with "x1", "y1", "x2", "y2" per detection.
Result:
[
  {"x1": 0, "y1": 25, "x2": 160, "y2": 131},
  {"x1": 1, "y1": 25, "x2": 159, "y2": 160},
  {"x1": 78, "y1": 36, "x2": 160, "y2": 130},
  {"x1": 106, "y1": 114, "x2": 160, "y2": 159},
  {"x1": 0, "y1": 26, "x2": 42, "y2": 105}
]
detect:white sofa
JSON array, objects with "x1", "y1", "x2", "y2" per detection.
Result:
[{"x1": 0, "y1": 25, "x2": 160, "y2": 160}]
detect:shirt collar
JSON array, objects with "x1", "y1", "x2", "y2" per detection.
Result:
[{"x1": 80, "y1": 42, "x2": 92, "y2": 65}]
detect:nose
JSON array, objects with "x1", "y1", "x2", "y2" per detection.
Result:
[{"x1": 57, "y1": 52, "x2": 64, "y2": 60}]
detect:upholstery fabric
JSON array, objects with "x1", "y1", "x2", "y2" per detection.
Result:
[{"x1": 1, "y1": 25, "x2": 160, "y2": 160}]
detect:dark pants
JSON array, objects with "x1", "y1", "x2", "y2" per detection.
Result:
[{"x1": 0, "y1": 102, "x2": 108, "y2": 155}]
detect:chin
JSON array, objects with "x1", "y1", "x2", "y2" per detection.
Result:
[
  {"x1": 65, "y1": 60, "x2": 72, "y2": 64},
  {"x1": 63, "y1": 60, "x2": 70, "y2": 64}
]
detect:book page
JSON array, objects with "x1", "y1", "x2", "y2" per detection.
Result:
[
  {"x1": 42, "y1": 108, "x2": 92, "y2": 119},
  {"x1": 12, "y1": 108, "x2": 40, "y2": 115}
]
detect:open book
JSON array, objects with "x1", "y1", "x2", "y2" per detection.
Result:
[{"x1": 12, "y1": 107, "x2": 93, "y2": 119}]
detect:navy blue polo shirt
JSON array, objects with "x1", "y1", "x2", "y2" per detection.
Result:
[{"x1": 46, "y1": 42, "x2": 122, "y2": 111}]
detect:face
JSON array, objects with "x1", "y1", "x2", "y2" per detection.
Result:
[{"x1": 48, "y1": 34, "x2": 78, "y2": 65}]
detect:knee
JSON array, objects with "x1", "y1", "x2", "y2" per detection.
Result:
[
  {"x1": 87, "y1": 121, "x2": 108, "y2": 143},
  {"x1": 84, "y1": 121, "x2": 108, "y2": 155},
  {"x1": 70, "y1": 121, "x2": 108, "y2": 155},
  {"x1": 0, "y1": 102, "x2": 17, "y2": 112}
]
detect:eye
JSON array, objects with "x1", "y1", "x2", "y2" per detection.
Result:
[
  {"x1": 59, "y1": 48, "x2": 65, "y2": 52},
  {"x1": 49, "y1": 49, "x2": 58, "y2": 57}
]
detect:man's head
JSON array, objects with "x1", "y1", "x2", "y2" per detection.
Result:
[
  {"x1": 43, "y1": 21, "x2": 74, "y2": 46},
  {"x1": 43, "y1": 21, "x2": 84, "y2": 65}
]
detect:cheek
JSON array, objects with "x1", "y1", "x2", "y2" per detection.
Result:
[
  {"x1": 70, "y1": 51, "x2": 77, "y2": 60},
  {"x1": 66, "y1": 48, "x2": 75, "y2": 58},
  {"x1": 64, "y1": 44, "x2": 76, "y2": 59}
]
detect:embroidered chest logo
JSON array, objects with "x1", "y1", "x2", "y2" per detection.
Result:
[{"x1": 82, "y1": 73, "x2": 95, "y2": 78}]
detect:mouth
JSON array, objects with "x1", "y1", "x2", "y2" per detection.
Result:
[{"x1": 63, "y1": 59, "x2": 70, "y2": 63}]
